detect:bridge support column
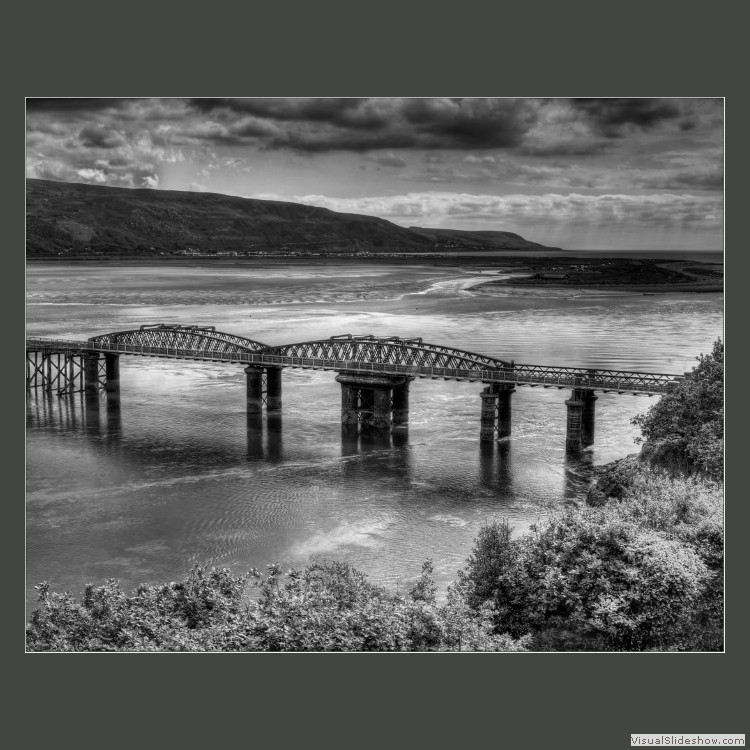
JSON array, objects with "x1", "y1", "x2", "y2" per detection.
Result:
[
  {"x1": 340, "y1": 382, "x2": 360, "y2": 425},
  {"x1": 265, "y1": 367, "x2": 282, "y2": 412},
  {"x1": 335, "y1": 373, "x2": 408, "y2": 431},
  {"x1": 83, "y1": 353, "x2": 100, "y2": 395},
  {"x1": 370, "y1": 388, "x2": 392, "y2": 430},
  {"x1": 496, "y1": 384, "x2": 514, "y2": 439},
  {"x1": 104, "y1": 353, "x2": 120, "y2": 395},
  {"x1": 580, "y1": 390, "x2": 597, "y2": 446},
  {"x1": 392, "y1": 379, "x2": 413, "y2": 426},
  {"x1": 245, "y1": 366, "x2": 283, "y2": 415},
  {"x1": 565, "y1": 390, "x2": 585, "y2": 452},
  {"x1": 480, "y1": 383, "x2": 515, "y2": 442},
  {"x1": 480, "y1": 389, "x2": 497, "y2": 442},
  {"x1": 245, "y1": 366, "x2": 264, "y2": 414}
]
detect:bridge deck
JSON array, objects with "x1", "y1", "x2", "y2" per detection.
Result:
[{"x1": 26, "y1": 337, "x2": 682, "y2": 395}]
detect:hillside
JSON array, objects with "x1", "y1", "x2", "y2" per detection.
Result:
[
  {"x1": 26, "y1": 179, "x2": 559, "y2": 258},
  {"x1": 408, "y1": 226, "x2": 553, "y2": 251}
]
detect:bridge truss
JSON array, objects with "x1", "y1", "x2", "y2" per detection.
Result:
[
  {"x1": 88, "y1": 324, "x2": 268, "y2": 356},
  {"x1": 26, "y1": 327, "x2": 684, "y2": 395},
  {"x1": 265, "y1": 334, "x2": 514, "y2": 371}
]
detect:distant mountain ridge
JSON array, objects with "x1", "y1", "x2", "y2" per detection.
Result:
[{"x1": 26, "y1": 179, "x2": 560, "y2": 257}]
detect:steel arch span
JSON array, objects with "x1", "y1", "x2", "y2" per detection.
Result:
[
  {"x1": 88, "y1": 324, "x2": 269, "y2": 355},
  {"x1": 265, "y1": 334, "x2": 514, "y2": 371}
]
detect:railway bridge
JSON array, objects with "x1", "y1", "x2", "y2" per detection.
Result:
[{"x1": 26, "y1": 324, "x2": 684, "y2": 451}]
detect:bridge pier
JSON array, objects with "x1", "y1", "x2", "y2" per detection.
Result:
[
  {"x1": 245, "y1": 365, "x2": 283, "y2": 414},
  {"x1": 83, "y1": 353, "x2": 101, "y2": 395},
  {"x1": 392, "y1": 380, "x2": 411, "y2": 426},
  {"x1": 565, "y1": 388, "x2": 597, "y2": 451},
  {"x1": 265, "y1": 367, "x2": 282, "y2": 412},
  {"x1": 245, "y1": 366, "x2": 263, "y2": 414},
  {"x1": 580, "y1": 390, "x2": 597, "y2": 446},
  {"x1": 335, "y1": 373, "x2": 411, "y2": 431},
  {"x1": 340, "y1": 382, "x2": 360, "y2": 425},
  {"x1": 479, "y1": 383, "x2": 515, "y2": 442},
  {"x1": 371, "y1": 388, "x2": 392, "y2": 429},
  {"x1": 104, "y1": 353, "x2": 120, "y2": 395}
]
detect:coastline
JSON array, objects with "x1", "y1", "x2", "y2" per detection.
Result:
[
  {"x1": 473, "y1": 279, "x2": 723, "y2": 294},
  {"x1": 471, "y1": 255, "x2": 723, "y2": 294}
]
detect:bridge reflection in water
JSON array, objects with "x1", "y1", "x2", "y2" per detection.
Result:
[
  {"x1": 27, "y1": 324, "x2": 684, "y2": 453},
  {"x1": 27, "y1": 390, "x2": 123, "y2": 443},
  {"x1": 246, "y1": 412, "x2": 283, "y2": 462},
  {"x1": 479, "y1": 441, "x2": 513, "y2": 492}
]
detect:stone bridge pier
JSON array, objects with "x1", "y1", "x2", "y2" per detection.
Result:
[
  {"x1": 335, "y1": 372, "x2": 413, "y2": 430},
  {"x1": 480, "y1": 382, "x2": 515, "y2": 442},
  {"x1": 244, "y1": 365, "x2": 283, "y2": 414}
]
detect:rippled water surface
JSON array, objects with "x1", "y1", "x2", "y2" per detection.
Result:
[{"x1": 26, "y1": 261, "x2": 724, "y2": 610}]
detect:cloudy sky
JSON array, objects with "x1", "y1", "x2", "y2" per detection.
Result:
[{"x1": 26, "y1": 98, "x2": 723, "y2": 250}]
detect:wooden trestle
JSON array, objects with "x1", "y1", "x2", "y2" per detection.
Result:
[{"x1": 26, "y1": 350, "x2": 120, "y2": 397}]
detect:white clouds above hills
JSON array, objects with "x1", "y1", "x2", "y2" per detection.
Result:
[{"x1": 255, "y1": 191, "x2": 722, "y2": 250}]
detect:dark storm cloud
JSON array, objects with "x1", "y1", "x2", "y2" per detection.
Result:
[
  {"x1": 78, "y1": 124, "x2": 127, "y2": 149},
  {"x1": 279, "y1": 129, "x2": 415, "y2": 152},
  {"x1": 571, "y1": 98, "x2": 721, "y2": 137},
  {"x1": 185, "y1": 97, "x2": 537, "y2": 152},
  {"x1": 402, "y1": 98, "x2": 534, "y2": 148},
  {"x1": 26, "y1": 98, "x2": 723, "y2": 162}
]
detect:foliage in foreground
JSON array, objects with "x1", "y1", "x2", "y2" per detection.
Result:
[
  {"x1": 460, "y1": 469, "x2": 723, "y2": 651},
  {"x1": 632, "y1": 338, "x2": 723, "y2": 479},
  {"x1": 26, "y1": 560, "x2": 529, "y2": 652}
]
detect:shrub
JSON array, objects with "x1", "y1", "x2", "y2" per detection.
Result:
[
  {"x1": 26, "y1": 567, "x2": 256, "y2": 652},
  {"x1": 460, "y1": 487, "x2": 720, "y2": 651},
  {"x1": 588, "y1": 470, "x2": 723, "y2": 651},
  {"x1": 586, "y1": 456, "x2": 641, "y2": 506},
  {"x1": 26, "y1": 560, "x2": 529, "y2": 652}
]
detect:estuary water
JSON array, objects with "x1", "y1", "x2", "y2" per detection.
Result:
[{"x1": 25, "y1": 260, "x2": 724, "y2": 610}]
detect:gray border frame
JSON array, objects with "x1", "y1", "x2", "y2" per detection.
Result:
[{"x1": 13, "y1": 3, "x2": 743, "y2": 748}]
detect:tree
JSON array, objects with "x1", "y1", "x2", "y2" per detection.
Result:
[
  {"x1": 460, "y1": 502, "x2": 716, "y2": 651},
  {"x1": 632, "y1": 339, "x2": 723, "y2": 478}
]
